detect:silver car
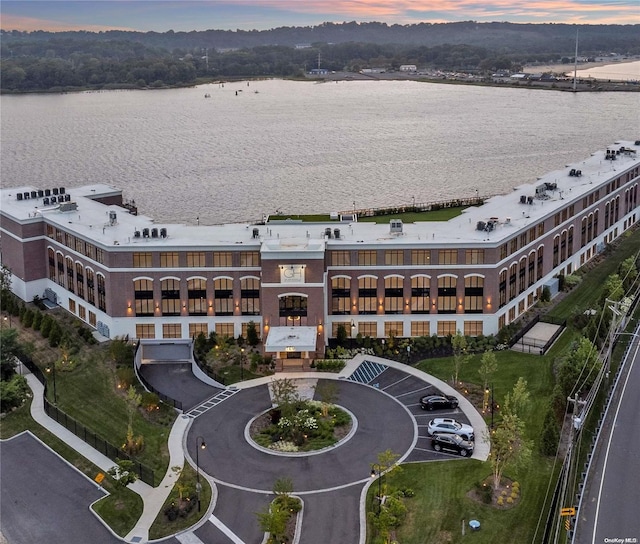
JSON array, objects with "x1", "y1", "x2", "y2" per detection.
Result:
[{"x1": 427, "y1": 417, "x2": 474, "y2": 441}]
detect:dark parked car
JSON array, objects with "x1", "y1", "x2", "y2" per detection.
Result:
[
  {"x1": 420, "y1": 394, "x2": 459, "y2": 410},
  {"x1": 431, "y1": 433, "x2": 474, "y2": 457}
]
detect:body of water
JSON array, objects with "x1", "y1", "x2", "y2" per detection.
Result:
[
  {"x1": 573, "y1": 60, "x2": 640, "y2": 81},
  {"x1": 1, "y1": 80, "x2": 638, "y2": 225}
]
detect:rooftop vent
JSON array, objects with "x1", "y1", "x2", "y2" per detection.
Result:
[
  {"x1": 37, "y1": 190, "x2": 44, "y2": 198},
  {"x1": 44, "y1": 189, "x2": 51, "y2": 196},
  {"x1": 325, "y1": 227, "x2": 332, "y2": 238},
  {"x1": 334, "y1": 228, "x2": 341, "y2": 239},
  {"x1": 252, "y1": 227, "x2": 259, "y2": 239},
  {"x1": 134, "y1": 230, "x2": 141, "y2": 238},
  {"x1": 143, "y1": 228, "x2": 149, "y2": 238},
  {"x1": 160, "y1": 228, "x2": 167, "y2": 238},
  {"x1": 43, "y1": 197, "x2": 50, "y2": 205},
  {"x1": 108, "y1": 211, "x2": 117, "y2": 226},
  {"x1": 59, "y1": 202, "x2": 78, "y2": 212},
  {"x1": 151, "y1": 228, "x2": 158, "y2": 238},
  {"x1": 16, "y1": 193, "x2": 23, "y2": 201},
  {"x1": 390, "y1": 219, "x2": 403, "y2": 234}
]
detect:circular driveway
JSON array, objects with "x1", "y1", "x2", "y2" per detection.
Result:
[{"x1": 187, "y1": 378, "x2": 416, "y2": 493}]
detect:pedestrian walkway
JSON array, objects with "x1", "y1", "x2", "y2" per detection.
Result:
[{"x1": 24, "y1": 371, "x2": 190, "y2": 543}]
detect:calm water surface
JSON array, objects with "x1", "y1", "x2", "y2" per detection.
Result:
[{"x1": 2, "y1": 80, "x2": 638, "y2": 224}]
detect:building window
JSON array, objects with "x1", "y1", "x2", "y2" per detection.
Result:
[
  {"x1": 498, "y1": 314, "x2": 506, "y2": 330},
  {"x1": 187, "y1": 252, "x2": 206, "y2": 267},
  {"x1": 46, "y1": 224, "x2": 55, "y2": 238},
  {"x1": 136, "y1": 324, "x2": 155, "y2": 339},
  {"x1": 214, "y1": 278, "x2": 234, "y2": 315},
  {"x1": 359, "y1": 322, "x2": 377, "y2": 338},
  {"x1": 560, "y1": 231, "x2": 567, "y2": 262},
  {"x1": 133, "y1": 252, "x2": 152, "y2": 268},
  {"x1": 538, "y1": 223, "x2": 545, "y2": 237},
  {"x1": 438, "y1": 250, "x2": 457, "y2": 265},
  {"x1": 528, "y1": 253, "x2": 535, "y2": 287},
  {"x1": 465, "y1": 249, "x2": 484, "y2": 265},
  {"x1": 69, "y1": 299, "x2": 76, "y2": 313},
  {"x1": 568, "y1": 227, "x2": 574, "y2": 257},
  {"x1": 96, "y1": 248, "x2": 104, "y2": 264},
  {"x1": 411, "y1": 250, "x2": 431, "y2": 265},
  {"x1": 241, "y1": 277, "x2": 260, "y2": 315},
  {"x1": 464, "y1": 321, "x2": 483, "y2": 336},
  {"x1": 76, "y1": 263, "x2": 84, "y2": 299},
  {"x1": 240, "y1": 251, "x2": 260, "y2": 267},
  {"x1": 331, "y1": 277, "x2": 351, "y2": 315},
  {"x1": 66, "y1": 257, "x2": 74, "y2": 293},
  {"x1": 411, "y1": 321, "x2": 430, "y2": 337},
  {"x1": 518, "y1": 259, "x2": 526, "y2": 294},
  {"x1": 437, "y1": 321, "x2": 456, "y2": 337},
  {"x1": 384, "y1": 321, "x2": 403, "y2": 338},
  {"x1": 78, "y1": 305, "x2": 86, "y2": 321},
  {"x1": 509, "y1": 264, "x2": 517, "y2": 301},
  {"x1": 537, "y1": 248, "x2": 544, "y2": 281},
  {"x1": 187, "y1": 278, "x2": 207, "y2": 316},
  {"x1": 510, "y1": 238, "x2": 518, "y2": 254},
  {"x1": 385, "y1": 250, "x2": 403, "y2": 266},
  {"x1": 358, "y1": 251, "x2": 377, "y2": 266},
  {"x1": 134, "y1": 279, "x2": 154, "y2": 316},
  {"x1": 160, "y1": 252, "x2": 179, "y2": 268},
  {"x1": 384, "y1": 276, "x2": 404, "y2": 314},
  {"x1": 279, "y1": 295, "x2": 308, "y2": 319},
  {"x1": 499, "y1": 244, "x2": 508, "y2": 260},
  {"x1": 161, "y1": 278, "x2": 180, "y2": 315},
  {"x1": 48, "y1": 248, "x2": 56, "y2": 280},
  {"x1": 85, "y1": 244, "x2": 96, "y2": 261},
  {"x1": 437, "y1": 276, "x2": 457, "y2": 314},
  {"x1": 553, "y1": 236, "x2": 560, "y2": 268},
  {"x1": 97, "y1": 274, "x2": 106, "y2": 311},
  {"x1": 358, "y1": 276, "x2": 377, "y2": 315},
  {"x1": 410, "y1": 276, "x2": 430, "y2": 314},
  {"x1": 86, "y1": 268, "x2": 95, "y2": 305},
  {"x1": 332, "y1": 322, "x2": 350, "y2": 338},
  {"x1": 189, "y1": 323, "x2": 208, "y2": 338},
  {"x1": 56, "y1": 252, "x2": 65, "y2": 287},
  {"x1": 331, "y1": 251, "x2": 351, "y2": 266},
  {"x1": 464, "y1": 276, "x2": 484, "y2": 314},
  {"x1": 215, "y1": 323, "x2": 234, "y2": 338},
  {"x1": 499, "y1": 269, "x2": 507, "y2": 308},
  {"x1": 88, "y1": 311, "x2": 96, "y2": 327},
  {"x1": 213, "y1": 252, "x2": 233, "y2": 267},
  {"x1": 162, "y1": 323, "x2": 182, "y2": 339}
]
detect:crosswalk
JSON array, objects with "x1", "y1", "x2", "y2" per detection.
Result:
[
  {"x1": 347, "y1": 360, "x2": 388, "y2": 384},
  {"x1": 185, "y1": 387, "x2": 240, "y2": 419}
]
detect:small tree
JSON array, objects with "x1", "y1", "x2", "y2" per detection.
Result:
[
  {"x1": 479, "y1": 350, "x2": 498, "y2": 393},
  {"x1": 269, "y1": 377, "x2": 300, "y2": 418},
  {"x1": 451, "y1": 330, "x2": 469, "y2": 385},
  {"x1": 246, "y1": 320, "x2": 260, "y2": 347},
  {"x1": 313, "y1": 380, "x2": 338, "y2": 417},
  {"x1": 108, "y1": 459, "x2": 138, "y2": 487},
  {"x1": 540, "y1": 407, "x2": 560, "y2": 456},
  {"x1": 486, "y1": 411, "x2": 532, "y2": 491},
  {"x1": 0, "y1": 328, "x2": 19, "y2": 380},
  {"x1": 336, "y1": 323, "x2": 348, "y2": 346},
  {"x1": 257, "y1": 501, "x2": 289, "y2": 542},
  {"x1": 273, "y1": 477, "x2": 293, "y2": 499},
  {"x1": 503, "y1": 377, "x2": 531, "y2": 419}
]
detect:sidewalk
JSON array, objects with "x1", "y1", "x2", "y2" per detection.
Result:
[{"x1": 25, "y1": 371, "x2": 190, "y2": 543}]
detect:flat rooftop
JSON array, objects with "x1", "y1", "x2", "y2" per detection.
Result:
[{"x1": 2, "y1": 141, "x2": 638, "y2": 252}]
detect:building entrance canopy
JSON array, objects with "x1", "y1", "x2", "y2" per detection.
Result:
[{"x1": 264, "y1": 326, "x2": 317, "y2": 353}]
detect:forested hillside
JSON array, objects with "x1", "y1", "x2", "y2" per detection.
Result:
[{"x1": 1, "y1": 22, "x2": 638, "y2": 92}]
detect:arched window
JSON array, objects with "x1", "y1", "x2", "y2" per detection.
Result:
[
  {"x1": 134, "y1": 279, "x2": 154, "y2": 316},
  {"x1": 411, "y1": 276, "x2": 430, "y2": 314},
  {"x1": 187, "y1": 278, "x2": 207, "y2": 315},
  {"x1": 384, "y1": 276, "x2": 404, "y2": 314},
  {"x1": 161, "y1": 278, "x2": 181, "y2": 316},
  {"x1": 331, "y1": 276, "x2": 351, "y2": 315},
  {"x1": 240, "y1": 277, "x2": 260, "y2": 315}
]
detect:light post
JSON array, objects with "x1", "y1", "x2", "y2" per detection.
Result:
[
  {"x1": 46, "y1": 362, "x2": 57, "y2": 405},
  {"x1": 370, "y1": 465, "x2": 382, "y2": 515},
  {"x1": 195, "y1": 436, "x2": 206, "y2": 511},
  {"x1": 240, "y1": 347, "x2": 245, "y2": 380},
  {"x1": 406, "y1": 344, "x2": 411, "y2": 363},
  {"x1": 381, "y1": 338, "x2": 385, "y2": 355}
]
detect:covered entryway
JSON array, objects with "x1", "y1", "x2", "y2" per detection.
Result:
[{"x1": 264, "y1": 326, "x2": 318, "y2": 371}]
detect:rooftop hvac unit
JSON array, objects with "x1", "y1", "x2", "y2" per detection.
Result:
[
  {"x1": 527, "y1": 196, "x2": 534, "y2": 205},
  {"x1": 545, "y1": 182, "x2": 557, "y2": 191},
  {"x1": 59, "y1": 187, "x2": 65, "y2": 194},
  {"x1": 476, "y1": 221, "x2": 486, "y2": 231},
  {"x1": 50, "y1": 196, "x2": 57, "y2": 204},
  {"x1": 52, "y1": 188, "x2": 59, "y2": 195},
  {"x1": 520, "y1": 195, "x2": 527, "y2": 204},
  {"x1": 390, "y1": 219, "x2": 403, "y2": 234},
  {"x1": 330, "y1": 212, "x2": 339, "y2": 220},
  {"x1": 160, "y1": 228, "x2": 167, "y2": 238},
  {"x1": 334, "y1": 228, "x2": 341, "y2": 239},
  {"x1": 43, "y1": 197, "x2": 50, "y2": 205},
  {"x1": 535, "y1": 184, "x2": 546, "y2": 196},
  {"x1": 325, "y1": 227, "x2": 332, "y2": 238},
  {"x1": 109, "y1": 211, "x2": 117, "y2": 226},
  {"x1": 143, "y1": 228, "x2": 149, "y2": 238},
  {"x1": 44, "y1": 189, "x2": 51, "y2": 196},
  {"x1": 38, "y1": 190, "x2": 44, "y2": 198},
  {"x1": 30, "y1": 191, "x2": 37, "y2": 198},
  {"x1": 16, "y1": 193, "x2": 23, "y2": 201},
  {"x1": 64, "y1": 194, "x2": 71, "y2": 202},
  {"x1": 23, "y1": 192, "x2": 30, "y2": 199},
  {"x1": 252, "y1": 228, "x2": 259, "y2": 239},
  {"x1": 151, "y1": 228, "x2": 158, "y2": 238},
  {"x1": 134, "y1": 230, "x2": 141, "y2": 238},
  {"x1": 59, "y1": 202, "x2": 77, "y2": 212}
]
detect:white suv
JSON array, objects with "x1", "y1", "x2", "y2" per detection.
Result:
[{"x1": 427, "y1": 418, "x2": 474, "y2": 441}]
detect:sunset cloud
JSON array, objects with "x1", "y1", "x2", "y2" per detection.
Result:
[{"x1": 1, "y1": 0, "x2": 637, "y2": 33}]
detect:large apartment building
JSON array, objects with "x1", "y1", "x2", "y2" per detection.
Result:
[{"x1": 2, "y1": 141, "x2": 638, "y2": 365}]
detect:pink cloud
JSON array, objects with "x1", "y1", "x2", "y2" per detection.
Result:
[{"x1": 1, "y1": 14, "x2": 133, "y2": 32}]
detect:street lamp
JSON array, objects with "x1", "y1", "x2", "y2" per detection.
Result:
[
  {"x1": 370, "y1": 466, "x2": 382, "y2": 515},
  {"x1": 240, "y1": 348, "x2": 245, "y2": 380},
  {"x1": 406, "y1": 344, "x2": 411, "y2": 363},
  {"x1": 46, "y1": 362, "x2": 57, "y2": 405},
  {"x1": 195, "y1": 436, "x2": 206, "y2": 511}
]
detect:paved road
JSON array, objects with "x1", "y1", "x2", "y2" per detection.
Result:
[
  {"x1": 0, "y1": 432, "x2": 118, "y2": 544},
  {"x1": 573, "y1": 331, "x2": 640, "y2": 543}
]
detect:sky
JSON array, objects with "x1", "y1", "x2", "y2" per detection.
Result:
[{"x1": 1, "y1": 0, "x2": 638, "y2": 33}]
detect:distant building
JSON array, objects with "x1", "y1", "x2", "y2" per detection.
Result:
[
  {"x1": 399, "y1": 65, "x2": 417, "y2": 72},
  {"x1": 309, "y1": 68, "x2": 328, "y2": 75}
]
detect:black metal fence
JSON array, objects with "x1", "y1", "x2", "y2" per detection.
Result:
[
  {"x1": 17, "y1": 351, "x2": 155, "y2": 486},
  {"x1": 192, "y1": 344, "x2": 227, "y2": 385},
  {"x1": 136, "y1": 365, "x2": 183, "y2": 411}
]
